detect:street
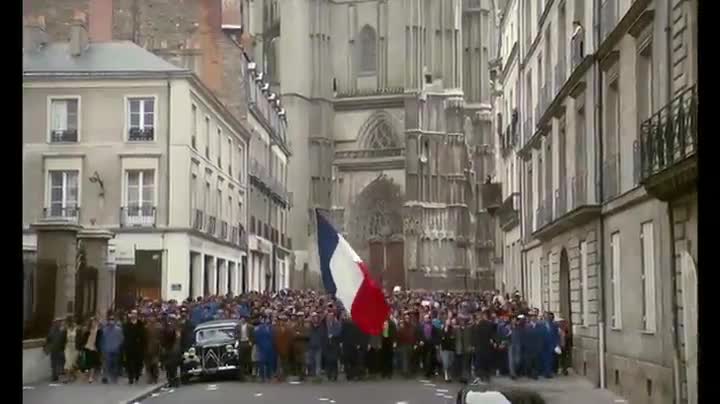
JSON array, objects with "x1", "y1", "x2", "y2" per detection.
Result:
[{"x1": 138, "y1": 376, "x2": 622, "y2": 404}]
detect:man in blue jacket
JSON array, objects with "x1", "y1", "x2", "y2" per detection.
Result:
[
  {"x1": 521, "y1": 311, "x2": 543, "y2": 380},
  {"x1": 540, "y1": 312, "x2": 560, "y2": 378},
  {"x1": 100, "y1": 314, "x2": 124, "y2": 383}
]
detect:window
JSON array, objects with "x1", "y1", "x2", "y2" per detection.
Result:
[
  {"x1": 49, "y1": 98, "x2": 79, "y2": 142},
  {"x1": 358, "y1": 25, "x2": 377, "y2": 74},
  {"x1": 205, "y1": 117, "x2": 211, "y2": 158},
  {"x1": 580, "y1": 240, "x2": 589, "y2": 326},
  {"x1": 128, "y1": 97, "x2": 155, "y2": 141},
  {"x1": 217, "y1": 128, "x2": 223, "y2": 167},
  {"x1": 637, "y1": 44, "x2": 653, "y2": 122},
  {"x1": 48, "y1": 170, "x2": 79, "y2": 218},
  {"x1": 228, "y1": 195, "x2": 233, "y2": 223},
  {"x1": 228, "y1": 138, "x2": 233, "y2": 175},
  {"x1": 217, "y1": 189, "x2": 222, "y2": 217},
  {"x1": 191, "y1": 104, "x2": 198, "y2": 149},
  {"x1": 191, "y1": 173, "x2": 198, "y2": 212},
  {"x1": 238, "y1": 145, "x2": 245, "y2": 183},
  {"x1": 641, "y1": 221, "x2": 656, "y2": 332},
  {"x1": 126, "y1": 170, "x2": 155, "y2": 216},
  {"x1": 204, "y1": 181, "x2": 211, "y2": 212},
  {"x1": 610, "y1": 232, "x2": 622, "y2": 329}
]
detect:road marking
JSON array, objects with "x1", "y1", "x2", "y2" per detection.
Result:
[
  {"x1": 418, "y1": 379, "x2": 430, "y2": 383},
  {"x1": 151, "y1": 393, "x2": 160, "y2": 397},
  {"x1": 396, "y1": 401, "x2": 409, "y2": 404},
  {"x1": 329, "y1": 401, "x2": 336, "y2": 403},
  {"x1": 289, "y1": 381, "x2": 302, "y2": 385},
  {"x1": 22, "y1": 386, "x2": 35, "y2": 390},
  {"x1": 168, "y1": 389, "x2": 175, "y2": 394},
  {"x1": 435, "y1": 389, "x2": 449, "y2": 393},
  {"x1": 254, "y1": 393, "x2": 263, "y2": 397},
  {"x1": 318, "y1": 398, "x2": 329, "y2": 401}
]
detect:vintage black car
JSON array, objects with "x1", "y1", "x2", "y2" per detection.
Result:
[{"x1": 180, "y1": 319, "x2": 242, "y2": 382}]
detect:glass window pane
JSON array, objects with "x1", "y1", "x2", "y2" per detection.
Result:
[
  {"x1": 51, "y1": 186, "x2": 63, "y2": 203},
  {"x1": 144, "y1": 112, "x2": 154, "y2": 127},
  {"x1": 66, "y1": 172, "x2": 78, "y2": 203},
  {"x1": 50, "y1": 171, "x2": 63, "y2": 187},
  {"x1": 128, "y1": 186, "x2": 139, "y2": 206},
  {"x1": 142, "y1": 185, "x2": 154, "y2": 205},
  {"x1": 144, "y1": 99, "x2": 154, "y2": 113},
  {"x1": 142, "y1": 170, "x2": 154, "y2": 186},
  {"x1": 130, "y1": 100, "x2": 140, "y2": 113},
  {"x1": 128, "y1": 171, "x2": 139, "y2": 186},
  {"x1": 51, "y1": 101, "x2": 67, "y2": 130},
  {"x1": 130, "y1": 113, "x2": 140, "y2": 127}
]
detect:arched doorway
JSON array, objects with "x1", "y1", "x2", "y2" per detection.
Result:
[
  {"x1": 559, "y1": 248, "x2": 571, "y2": 324},
  {"x1": 347, "y1": 175, "x2": 404, "y2": 290}
]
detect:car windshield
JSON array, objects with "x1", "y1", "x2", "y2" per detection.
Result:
[{"x1": 195, "y1": 327, "x2": 236, "y2": 344}]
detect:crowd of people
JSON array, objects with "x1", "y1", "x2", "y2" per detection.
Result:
[{"x1": 43, "y1": 289, "x2": 572, "y2": 387}]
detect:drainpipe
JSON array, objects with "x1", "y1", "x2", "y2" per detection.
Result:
[
  {"x1": 592, "y1": 0, "x2": 607, "y2": 390},
  {"x1": 162, "y1": 78, "x2": 171, "y2": 300},
  {"x1": 665, "y1": 1, "x2": 683, "y2": 402}
]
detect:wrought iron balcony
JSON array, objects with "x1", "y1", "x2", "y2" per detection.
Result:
[
  {"x1": 640, "y1": 85, "x2": 698, "y2": 201},
  {"x1": 50, "y1": 129, "x2": 78, "y2": 143},
  {"x1": 602, "y1": 154, "x2": 620, "y2": 201},
  {"x1": 480, "y1": 182, "x2": 503, "y2": 214},
  {"x1": 220, "y1": 221, "x2": 228, "y2": 240},
  {"x1": 533, "y1": 174, "x2": 601, "y2": 241},
  {"x1": 206, "y1": 216, "x2": 217, "y2": 235},
  {"x1": 498, "y1": 192, "x2": 520, "y2": 231},
  {"x1": 120, "y1": 206, "x2": 156, "y2": 227},
  {"x1": 192, "y1": 209, "x2": 204, "y2": 231},
  {"x1": 43, "y1": 206, "x2": 80, "y2": 222},
  {"x1": 128, "y1": 127, "x2": 155, "y2": 141}
]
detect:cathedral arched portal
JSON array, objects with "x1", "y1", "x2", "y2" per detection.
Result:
[{"x1": 346, "y1": 175, "x2": 405, "y2": 290}]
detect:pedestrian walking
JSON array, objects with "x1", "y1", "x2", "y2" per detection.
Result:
[
  {"x1": 44, "y1": 317, "x2": 67, "y2": 383},
  {"x1": 100, "y1": 314, "x2": 124, "y2": 384}
]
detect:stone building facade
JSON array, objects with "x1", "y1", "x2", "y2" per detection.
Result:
[
  {"x1": 492, "y1": 0, "x2": 698, "y2": 403},
  {"x1": 24, "y1": 0, "x2": 293, "y2": 293}
]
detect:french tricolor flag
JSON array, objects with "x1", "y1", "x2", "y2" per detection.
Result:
[{"x1": 316, "y1": 210, "x2": 390, "y2": 335}]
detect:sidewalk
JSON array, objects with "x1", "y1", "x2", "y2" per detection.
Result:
[
  {"x1": 489, "y1": 375, "x2": 627, "y2": 404},
  {"x1": 22, "y1": 380, "x2": 166, "y2": 404}
]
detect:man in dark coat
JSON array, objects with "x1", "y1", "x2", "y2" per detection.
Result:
[
  {"x1": 161, "y1": 318, "x2": 182, "y2": 387},
  {"x1": 521, "y1": 312, "x2": 543, "y2": 380},
  {"x1": 540, "y1": 312, "x2": 560, "y2": 378},
  {"x1": 307, "y1": 313, "x2": 326, "y2": 380},
  {"x1": 236, "y1": 315, "x2": 255, "y2": 380},
  {"x1": 472, "y1": 310, "x2": 497, "y2": 382},
  {"x1": 324, "y1": 311, "x2": 342, "y2": 381},
  {"x1": 416, "y1": 314, "x2": 440, "y2": 378},
  {"x1": 453, "y1": 315, "x2": 474, "y2": 383},
  {"x1": 123, "y1": 310, "x2": 146, "y2": 384},
  {"x1": 44, "y1": 318, "x2": 67, "y2": 382},
  {"x1": 341, "y1": 314, "x2": 367, "y2": 381},
  {"x1": 380, "y1": 318, "x2": 397, "y2": 379}
]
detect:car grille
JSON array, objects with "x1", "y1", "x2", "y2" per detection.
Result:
[{"x1": 202, "y1": 346, "x2": 225, "y2": 369}]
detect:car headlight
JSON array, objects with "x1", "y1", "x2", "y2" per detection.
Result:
[
  {"x1": 225, "y1": 344, "x2": 233, "y2": 352},
  {"x1": 183, "y1": 352, "x2": 190, "y2": 359},
  {"x1": 188, "y1": 347, "x2": 196, "y2": 355}
]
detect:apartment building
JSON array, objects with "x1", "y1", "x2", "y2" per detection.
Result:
[
  {"x1": 22, "y1": 17, "x2": 250, "y2": 332},
  {"x1": 244, "y1": 57, "x2": 292, "y2": 292},
  {"x1": 495, "y1": 0, "x2": 698, "y2": 403},
  {"x1": 491, "y1": 0, "x2": 524, "y2": 300}
]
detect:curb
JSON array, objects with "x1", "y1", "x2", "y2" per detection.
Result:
[{"x1": 122, "y1": 383, "x2": 167, "y2": 404}]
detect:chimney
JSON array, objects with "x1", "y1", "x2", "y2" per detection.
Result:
[
  {"x1": 23, "y1": 16, "x2": 48, "y2": 51},
  {"x1": 69, "y1": 11, "x2": 89, "y2": 57}
]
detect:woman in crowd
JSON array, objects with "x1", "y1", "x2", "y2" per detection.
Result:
[
  {"x1": 63, "y1": 316, "x2": 80, "y2": 382},
  {"x1": 78, "y1": 316, "x2": 102, "y2": 383}
]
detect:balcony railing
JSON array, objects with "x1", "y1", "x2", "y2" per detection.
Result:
[
  {"x1": 571, "y1": 171, "x2": 588, "y2": 209},
  {"x1": 335, "y1": 87, "x2": 405, "y2": 98},
  {"x1": 600, "y1": 0, "x2": 617, "y2": 42},
  {"x1": 249, "y1": 158, "x2": 290, "y2": 204},
  {"x1": 207, "y1": 216, "x2": 217, "y2": 235},
  {"x1": 120, "y1": 206, "x2": 156, "y2": 227},
  {"x1": 50, "y1": 129, "x2": 78, "y2": 143},
  {"x1": 193, "y1": 209, "x2": 204, "y2": 231},
  {"x1": 44, "y1": 206, "x2": 80, "y2": 221},
  {"x1": 220, "y1": 221, "x2": 228, "y2": 240},
  {"x1": 602, "y1": 154, "x2": 620, "y2": 201},
  {"x1": 640, "y1": 85, "x2": 698, "y2": 181},
  {"x1": 128, "y1": 127, "x2": 155, "y2": 141}
]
